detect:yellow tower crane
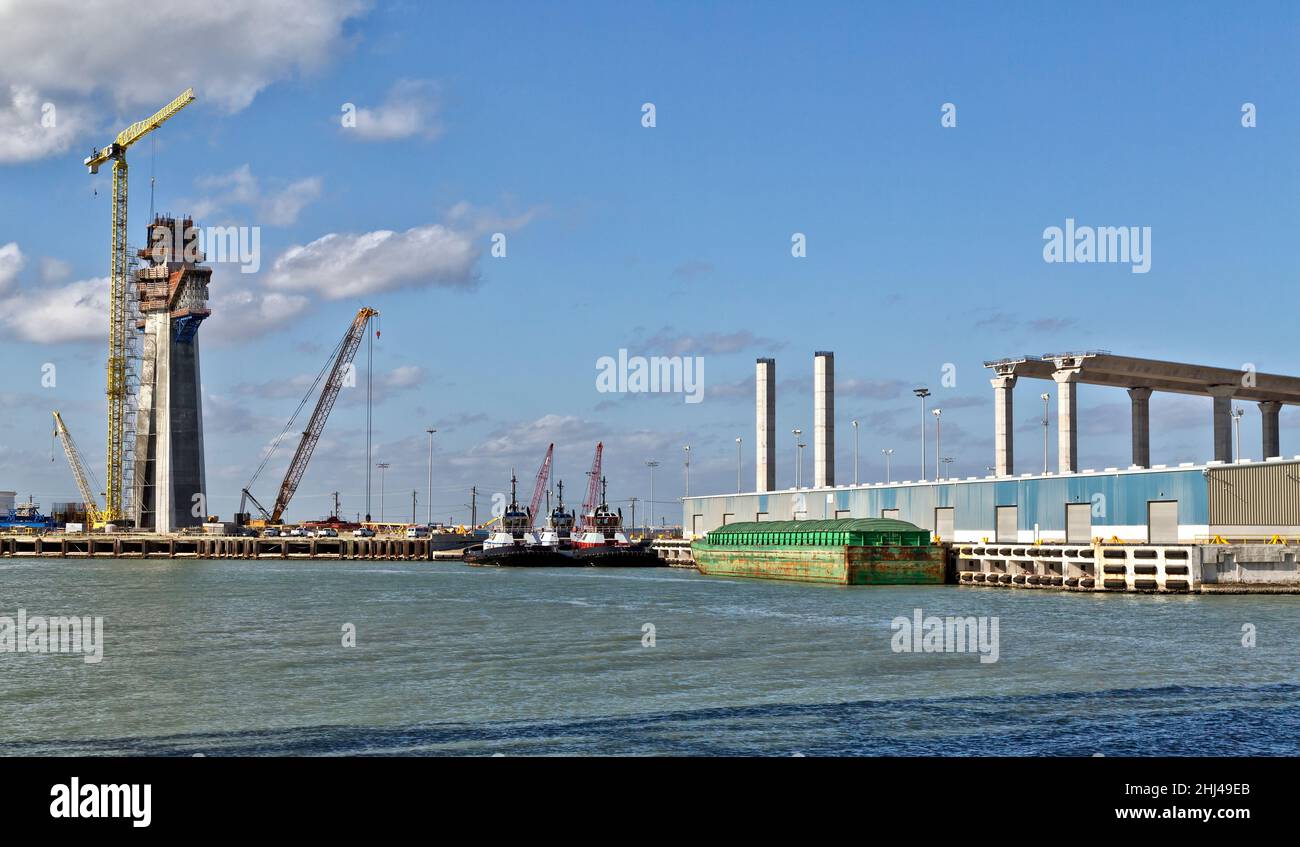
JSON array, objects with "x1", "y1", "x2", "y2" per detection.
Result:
[
  {"x1": 84, "y1": 88, "x2": 196, "y2": 523},
  {"x1": 52, "y1": 411, "x2": 104, "y2": 528}
]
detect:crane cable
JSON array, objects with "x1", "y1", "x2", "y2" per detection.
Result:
[{"x1": 243, "y1": 326, "x2": 350, "y2": 494}]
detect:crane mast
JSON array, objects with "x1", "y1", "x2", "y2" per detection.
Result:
[
  {"x1": 269, "y1": 307, "x2": 378, "y2": 523},
  {"x1": 527, "y1": 443, "x2": 554, "y2": 527},
  {"x1": 52, "y1": 411, "x2": 104, "y2": 526},
  {"x1": 577, "y1": 442, "x2": 603, "y2": 529},
  {"x1": 84, "y1": 88, "x2": 196, "y2": 522}
]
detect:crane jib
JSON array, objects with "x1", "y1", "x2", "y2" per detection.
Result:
[{"x1": 270, "y1": 307, "x2": 378, "y2": 523}]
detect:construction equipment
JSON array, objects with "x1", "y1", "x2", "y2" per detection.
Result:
[
  {"x1": 577, "y1": 442, "x2": 603, "y2": 530},
  {"x1": 527, "y1": 443, "x2": 554, "y2": 527},
  {"x1": 84, "y1": 88, "x2": 196, "y2": 522},
  {"x1": 240, "y1": 307, "x2": 379, "y2": 525},
  {"x1": 52, "y1": 411, "x2": 104, "y2": 528}
]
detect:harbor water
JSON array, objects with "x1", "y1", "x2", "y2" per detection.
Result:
[{"x1": 1, "y1": 559, "x2": 1297, "y2": 756}]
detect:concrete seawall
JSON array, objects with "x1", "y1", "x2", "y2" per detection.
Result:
[{"x1": 956, "y1": 542, "x2": 1300, "y2": 593}]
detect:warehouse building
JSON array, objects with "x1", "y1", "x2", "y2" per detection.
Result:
[{"x1": 684, "y1": 352, "x2": 1300, "y2": 544}]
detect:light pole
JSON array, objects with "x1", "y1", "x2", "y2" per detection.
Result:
[
  {"x1": 913, "y1": 388, "x2": 931, "y2": 480},
  {"x1": 1231, "y1": 407, "x2": 1244, "y2": 462},
  {"x1": 931, "y1": 408, "x2": 942, "y2": 482},
  {"x1": 1040, "y1": 393, "x2": 1050, "y2": 474},
  {"x1": 852, "y1": 419, "x2": 860, "y2": 485},
  {"x1": 791, "y1": 428, "x2": 802, "y2": 488},
  {"x1": 881, "y1": 448, "x2": 894, "y2": 483},
  {"x1": 426, "y1": 427, "x2": 436, "y2": 525},
  {"x1": 797, "y1": 442, "x2": 807, "y2": 489},
  {"x1": 683, "y1": 445, "x2": 690, "y2": 499},
  {"x1": 376, "y1": 462, "x2": 390, "y2": 522},
  {"x1": 645, "y1": 460, "x2": 660, "y2": 535},
  {"x1": 735, "y1": 437, "x2": 743, "y2": 493}
]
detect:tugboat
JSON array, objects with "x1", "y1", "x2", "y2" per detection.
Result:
[
  {"x1": 537, "y1": 480, "x2": 576, "y2": 551},
  {"x1": 465, "y1": 472, "x2": 573, "y2": 566},
  {"x1": 570, "y1": 477, "x2": 661, "y2": 566}
]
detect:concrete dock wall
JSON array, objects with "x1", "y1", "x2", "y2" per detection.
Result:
[{"x1": 0, "y1": 535, "x2": 462, "y2": 561}]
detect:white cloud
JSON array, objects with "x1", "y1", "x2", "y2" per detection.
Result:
[
  {"x1": 0, "y1": 242, "x2": 24, "y2": 292},
  {"x1": 265, "y1": 224, "x2": 481, "y2": 299},
  {"x1": 0, "y1": 1, "x2": 366, "y2": 163},
  {"x1": 205, "y1": 285, "x2": 311, "y2": 344},
  {"x1": 0, "y1": 85, "x2": 84, "y2": 164},
  {"x1": 0, "y1": 1, "x2": 367, "y2": 114},
  {"x1": 192, "y1": 165, "x2": 322, "y2": 226},
  {"x1": 0, "y1": 276, "x2": 108, "y2": 343},
  {"x1": 346, "y1": 79, "x2": 442, "y2": 142}
]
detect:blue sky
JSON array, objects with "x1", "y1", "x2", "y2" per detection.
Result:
[{"x1": 1, "y1": 1, "x2": 1297, "y2": 524}]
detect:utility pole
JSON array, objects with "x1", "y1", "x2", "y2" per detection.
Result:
[
  {"x1": 426, "y1": 427, "x2": 436, "y2": 525},
  {"x1": 913, "y1": 388, "x2": 931, "y2": 481},
  {"x1": 942, "y1": 456, "x2": 954, "y2": 480},
  {"x1": 1231, "y1": 407, "x2": 1244, "y2": 462},
  {"x1": 792, "y1": 428, "x2": 802, "y2": 488},
  {"x1": 377, "y1": 462, "x2": 390, "y2": 522},
  {"x1": 932, "y1": 408, "x2": 942, "y2": 482},
  {"x1": 628, "y1": 497, "x2": 638, "y2": 535},
  {"x1": 470, "y1": 486, "x2": 478, "y2": 527},
  {"x1": 1040, "y1": 393, "x2": 1051, "y2": 474},
  {"x1": 411, "y1": 490, "x2": 417, "y2": 524},
  {"x1": 644, "y1": 460, "x2": 660, "y2": 533},
  {"x1": 851, "y1": 419, "x2": 859, "y2": 485},
  {"x1": 735, "y1": 437, "x2": 743, "y2": 493},
  {"x1": 331, "y1": 491, "x2": 340, "y2": 519}
]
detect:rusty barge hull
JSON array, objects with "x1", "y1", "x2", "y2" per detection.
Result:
[{"x1": 691, "y1": 543, "x2": 946, "y2": 585}]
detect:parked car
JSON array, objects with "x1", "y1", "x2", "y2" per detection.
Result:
[
  {"x1": 353, "y1": 527, "x2": 375, "y2": 538},
  {"x1": 313, "y1": 528, "x2": 338, "y2": 538},
  {"x1": 405, "y1": 526, "x2": 430, "y2": 539}
]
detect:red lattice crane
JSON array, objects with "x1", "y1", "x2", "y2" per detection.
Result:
[
  {"x1": 240, "y1": 307, "x2": 379, "y2": 524},
  {"x1": 527, "y1": 443, "x2": 554, "y2": 527},
  {"x1": 577, "y1": 441, "x2": 603, "y2": 529}
]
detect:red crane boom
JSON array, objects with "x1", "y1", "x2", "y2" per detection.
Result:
[
  {"x1": 578, "y1": 441, "x2": 603, "y2": 529},
  {"x1": 269, "y1": 307, "x2": 378, "y2": 523},
  {"x1": 527, "y1": 443, "x2": 554, "y2": 526}
]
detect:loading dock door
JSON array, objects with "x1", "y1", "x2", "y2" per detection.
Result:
[
  {"x1": 1148, "y1": 501, "x2": 1179, "y2": 544},
  {"x1": 1066, "y1": 503, "x2": 1092, "y2": 543},
  {"x1": 996, "y1": 506, "x2": 1018, "y2": 542},
  {"x1": 934, "y1": 507, "x2": 954, "y2": 542},
  {"x1": 692, "y1": 514, "x2": 703, "y2": 536},
  {"x1": 881, "y1": 508, "x2": 900, "y2": 519}
]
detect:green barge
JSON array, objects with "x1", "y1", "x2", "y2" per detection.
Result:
[{"x1": 691, "y1": 519, "x2": 947, "y2": 585}]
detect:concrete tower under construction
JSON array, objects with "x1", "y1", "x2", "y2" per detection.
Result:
[{"x1": 130, "y1": 216, "x2": 211, "y2": 532}]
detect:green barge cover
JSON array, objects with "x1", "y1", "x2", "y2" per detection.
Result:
[
  {"x1": 693, "y1": 518, "x2": 945, "y2": 585},
  {"x1": 703, "y1": 518, "x2": 931, "y2": 548}
]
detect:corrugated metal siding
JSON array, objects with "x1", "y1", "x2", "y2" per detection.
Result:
[
  {"x1": 683, "y1": 468, "x2": 1211, "y2": 537},
  {"x1": 1208, "y1": 463, "x2": 1300, "y2": 525}
]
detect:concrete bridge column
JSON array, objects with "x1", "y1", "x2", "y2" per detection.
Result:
[
  {"x1": 1052, "y1": 368, "x2": 1081, "y2": 473},
  {"x1": 1127, "y1": 387, "x2": 1152, "y2": 468},
  {"x1": 1208, "y1": 385, "x2": 1236, "y2": 462},
  {"x1": 991, "y1": 374, "x2": 1016, "y2": 476},
  {"x1": 1259, "y1": 401, "x2": 1282, "y2": 459}
]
